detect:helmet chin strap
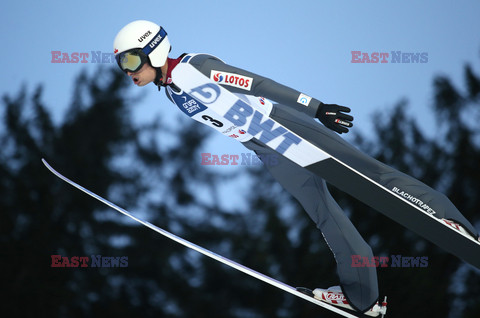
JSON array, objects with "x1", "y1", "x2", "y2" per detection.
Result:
[{"x1": 153, "y1": 67, "x2": 165, "y2": 90}]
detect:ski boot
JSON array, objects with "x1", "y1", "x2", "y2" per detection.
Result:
[
  {"x1": 309, "y1": 286, "x2": 387, "y2": 317},
  {"x1": 441, "y1": 219, "x2": 480, "y2": 242}
]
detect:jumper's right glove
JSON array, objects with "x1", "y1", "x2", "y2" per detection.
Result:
[{"x1": 316, "y1": 102, "x2": 354, "y2": 134}]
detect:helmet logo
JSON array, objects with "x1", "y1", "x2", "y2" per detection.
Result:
[
  {"x1": 139, "y1": 28, "x2": 167, "y2": 56},
  {"x1": 148, "y1": 34, "x2": 163, "y2": 49},
  {"x1": 138, "y1": 30, "x2": 152, "y2": 42}
]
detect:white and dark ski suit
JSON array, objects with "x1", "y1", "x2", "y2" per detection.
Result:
[{"x1": 160, "y1": 53, "x2": 479, "y2": 313}]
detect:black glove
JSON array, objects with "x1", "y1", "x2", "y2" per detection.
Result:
[{"x1": 316, "y1": 102, "x2": 354, "y2": 134}]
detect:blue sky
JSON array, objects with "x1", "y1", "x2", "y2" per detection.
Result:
[
  {"x1": 2, "y1": 0, "x2": 480, "y2": 169},
  {"x1": 2, "y1": 3, "x2": 479, "y2": 307}
]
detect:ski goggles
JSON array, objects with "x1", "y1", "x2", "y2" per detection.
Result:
[
  {"x1": 116, "y1": 49, "x2": 150, "y2": 73},
  {"x1": 115, "y1": 27, "x2": 168, "y2": 73}
]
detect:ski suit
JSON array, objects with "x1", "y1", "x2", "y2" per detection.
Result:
[{"x1": 160, "y1": 53, "x2": 479, "y2": 313}]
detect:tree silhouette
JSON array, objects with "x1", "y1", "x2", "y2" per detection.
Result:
[{"x1": 2, "y1": 55, "x2": 479, "y2": 318}]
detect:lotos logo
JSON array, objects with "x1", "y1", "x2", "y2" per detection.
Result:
[
  {"x1": 138, "y1": 30, "x2": 152, "y2": 42},
  {"x1": 239, "y1": 129, "x2": 246, "y2": 134},
  {"x1": 213, "y1": 73, "x2": 224, "y2": 82},
  {"x1": 210, "y1": 70, "x2": 253, "y2": 91}
]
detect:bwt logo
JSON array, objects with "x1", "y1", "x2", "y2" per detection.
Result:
[
  {"x1": 190, "y1": 83, "x2": 302, "y2": 155},
  {"x1": 51, "y1": 51, "x2": 117, "y2": 64},
  {"x1": 351, "y1": 51, "x2": 428, "y2": 63},
  {"x1": 201, "y1": 152, "x2": 279, "y2": 166},
  {"x1": 351, "y1": 254, "x2": 429, "y2": 268},
  {"x1": 51, "y1": 254, "x2": 128, "y2": 267}
]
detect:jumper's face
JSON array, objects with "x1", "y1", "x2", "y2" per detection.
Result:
[{"x1": 126, "y1": 63, "x2": 156, "y2": 86}]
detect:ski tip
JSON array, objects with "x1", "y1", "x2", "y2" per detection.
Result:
[
  {"x1": 41, "y1": 158, "x2": 58, "y2": 175},
  {"x1": 41, "y1": 158, "x2": 51, "y2": 169}
]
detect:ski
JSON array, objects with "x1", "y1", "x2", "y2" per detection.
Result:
[
  {"x1": 171, "y1": 63, "x2": 480, "y2": 269},
  {"x1": 42, "y1": 159, "x2": 363, "y2": 318}
]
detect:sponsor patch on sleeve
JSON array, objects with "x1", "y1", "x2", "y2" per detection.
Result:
[
  {"x1": 210, "y1": 70, "x2": 253, "y2": 91},
  {"x1": 297, "y1": 93, "x2": 312, "y2": 106}
]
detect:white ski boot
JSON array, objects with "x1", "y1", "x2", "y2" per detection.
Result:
[
  {"x1": 312, "y1": 286, "x2": 387, "y2": 317},
  {"x1": 441, "y1": 219, "x2": 480, "y2": 242}
]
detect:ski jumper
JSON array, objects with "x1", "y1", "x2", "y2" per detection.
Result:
[{"x1": 162, "y1": 53, "x2": 479, "y2": 313}]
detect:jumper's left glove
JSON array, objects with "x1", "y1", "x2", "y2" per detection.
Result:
[{"x1": 316, "y1": 103, "x2": 354, "y2": 134}]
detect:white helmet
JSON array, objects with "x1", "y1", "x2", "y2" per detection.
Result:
[{"x1": 113, "y1": 20, "x2": 171, "y2": 70}]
